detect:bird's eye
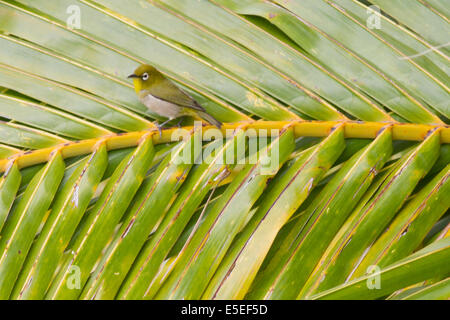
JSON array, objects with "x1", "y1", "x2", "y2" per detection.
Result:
[{"x1": 142, "y1": 73, "x2": 149, "y2": 81}]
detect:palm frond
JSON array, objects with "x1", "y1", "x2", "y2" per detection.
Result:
[{"x1": 0, "y1": 0, "x2": 448, "y2": 300}]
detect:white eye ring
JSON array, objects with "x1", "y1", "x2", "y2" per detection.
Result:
[{"x1": 142, "y1": 73, "x2": 149, "y2": 81}]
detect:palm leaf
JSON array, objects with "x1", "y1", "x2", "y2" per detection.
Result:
[{"x1": 0, "y1": 0, "x2": 448, "y2": 300}]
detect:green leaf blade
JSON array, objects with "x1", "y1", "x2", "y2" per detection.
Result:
[{"x1": 0, "y1": 151, "x2": 65, "y2": 299}]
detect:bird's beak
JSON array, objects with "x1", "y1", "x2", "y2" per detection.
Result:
[{"x1": 127, "y1": 74, "x2": 139, "y2": 79}]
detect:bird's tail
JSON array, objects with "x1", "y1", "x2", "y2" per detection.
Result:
[{"x1": 198, "y1": 111, "x2": 222, "y2": 128}]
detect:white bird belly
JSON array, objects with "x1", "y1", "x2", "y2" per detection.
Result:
[{"x1": 141, "y1": 94, "x2": 182, "y2": 119}]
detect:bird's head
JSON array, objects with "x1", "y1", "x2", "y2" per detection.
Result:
[{"x1": 128, "y1": 64, "x2": 159, "y2": 94}]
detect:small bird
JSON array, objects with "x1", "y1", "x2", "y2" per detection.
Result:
[{"x1": 128, "y1": 64, "x2": 222, "y2": 133}]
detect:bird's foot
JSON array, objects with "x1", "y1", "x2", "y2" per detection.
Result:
[
  {"x1": 156, "y1": 124, "x2": 163, "y2": 138},
  {"x1": 155, "y1": 118, "x2": 173, "y2": 138}
]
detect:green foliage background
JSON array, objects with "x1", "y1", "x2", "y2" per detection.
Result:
[{"x1": 0, "y1": 0, "x2": 448, "y2": 300}]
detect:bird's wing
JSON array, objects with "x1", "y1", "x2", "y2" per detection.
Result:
[{"x1": 147, "y1": 77, "x2": 205, "y2": 111}]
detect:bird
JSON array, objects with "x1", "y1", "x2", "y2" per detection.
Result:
[{"x1": 128, "y1": 64, "x2": 222, "y2": 134}]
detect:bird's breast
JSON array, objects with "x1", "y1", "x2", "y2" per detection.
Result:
[{"x1": 140, "y1": 93, "x2": 182, "y2": 119}]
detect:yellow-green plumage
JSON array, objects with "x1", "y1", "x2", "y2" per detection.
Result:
[{"x1": 128, "y1": 64, "x2": 222, "y2": 128}]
